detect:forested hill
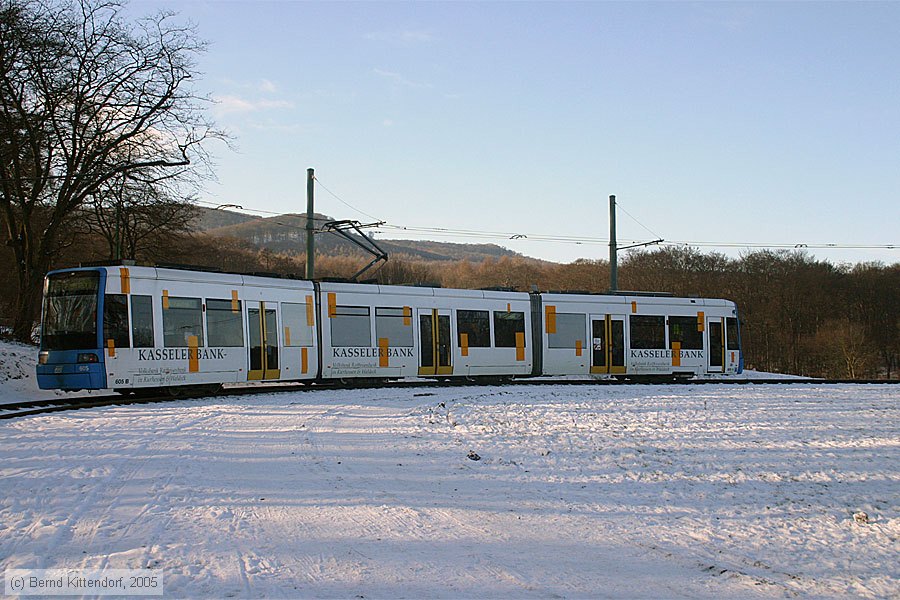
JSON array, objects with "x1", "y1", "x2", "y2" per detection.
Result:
[
  {"x1": 194, "y1": 208, "x2": 524, "y2": 263},
  {"x1": 193, "y1": 207, "x2": 258, "y2": 231}
]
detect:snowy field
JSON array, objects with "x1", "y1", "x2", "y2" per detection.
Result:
[{"x1": 1, "y1": 377, "x2": 897, "y2": 598}]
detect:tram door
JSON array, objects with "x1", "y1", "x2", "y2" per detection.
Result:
[
  {"x1": 590, "y1": 314, "x2": 626, "y2": 375},
  {"x1": 707, "y1": 317, "x2": 725, "y2": 373},
  {"x1": 247, "y1": 301, "x2": 281, "y2": 380},
  {"x1": 418, "y1": 309, "x2": 453, "y2": 376}
]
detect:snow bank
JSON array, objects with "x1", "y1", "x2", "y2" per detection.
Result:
[
  {"x1": 0, "y1": 383, "x2": 897, "y2": 598},
  {"x1": 0, "y1": 340, "x2": 97, "y2": 405}
]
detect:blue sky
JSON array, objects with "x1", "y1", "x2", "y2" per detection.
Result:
[{"x1": 134, "y1": 1, "x2": 899, "y2": 265}]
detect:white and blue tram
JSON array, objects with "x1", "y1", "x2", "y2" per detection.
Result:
[{"x1": 36, "y1": 264, "x2": 742, "y2": 392}]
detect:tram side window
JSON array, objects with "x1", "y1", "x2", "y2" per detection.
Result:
[
  {"x1": 206, "y1": 299, "x2": 244, "y2": 347},
  {"x1": 282, "y1": 303, "x2": 315, "y2": 347},
  {"x1": 668, "y1": 316, "x2": 703, "y2": 349},
  {"x1": 494, "y1": 311, "x2": 526, "y2": 348},
  {"x1": 375, "y1": 307, "x2": 413, "y2": 347},
  {"x1": 331, "y1": 306, "x2": 371, "y2": 347},
  {"x1": 726, "y1": 317, "x2": 740, "y2": 350},
  {"x1": 548, "y1": 313, "x2": 586, "y2": 349},
  {"x1": 630, "y1": 315, "x2": 665, "y2": 349},
  {"x1": 103, "y1": 294, "x2": 130, "y2": 349},
  {"x1": 163, "y1": 297, "x2": 204, "y2": 347},
  {"x1": 457, "y1": 310, "x2": 490, "y2": 348},
  {"x1": 131, "y1": 295, "x2": 154, "y2": 348}
]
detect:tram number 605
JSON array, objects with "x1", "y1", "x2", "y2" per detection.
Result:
[{"x1": 114, "y1": 378, "x2": 130, "y2": 385}]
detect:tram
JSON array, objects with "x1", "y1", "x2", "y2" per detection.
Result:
[{"x1": 37, "y1": 264, "x2": 742, "y2": 392}]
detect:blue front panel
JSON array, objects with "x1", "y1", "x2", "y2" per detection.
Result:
[
  {"x1": 37, "y1": 355, "x2": 106, "y2": 390},
  {"x1": 36, "y1": 268, "x2": 108, "y2": 390}
]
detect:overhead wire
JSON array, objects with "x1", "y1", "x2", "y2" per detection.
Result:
[
  {"x1": 192, "y1": 196, "x2": 896, "y2": 252},
  {"x1": 614, "y1": 198, "x2": 665, "y2": 241},
  {"x1": 192, "y1": 198, "x2": 333, "y2": 222},
  {"x1": 660, "y1": 240, "x2": 896, "y2": 250},
  {"x1": 4, "y1": 167, "x2": 893, "y2": 252},
  {"x1": 313, "y1": 177, "x2": 384, "y2": 223},
  {"x1": 377, "y1": 223, "x2": 895, "y2": 251}
]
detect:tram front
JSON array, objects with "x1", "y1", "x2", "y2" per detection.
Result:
[{"x1": 36, "y1": 268, "x2": 107, "y2": 390}]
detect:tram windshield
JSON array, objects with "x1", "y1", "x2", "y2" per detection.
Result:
[{"x1": 41, "y1": 271, "x2": 100, "y2": 350}]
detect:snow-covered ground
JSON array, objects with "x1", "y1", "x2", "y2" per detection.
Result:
[{"x1": 1, "y1": 374, "x2": 897, "y2": 598}]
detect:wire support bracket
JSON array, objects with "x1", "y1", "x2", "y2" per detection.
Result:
[
  {"x1": 618, "y1": 238, "x2": 665, "y2": 251},
  {"x1": 322, "y1": 220, "x2": 389, "y2": 281}
]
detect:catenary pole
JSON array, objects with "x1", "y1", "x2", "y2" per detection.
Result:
[
  {"x1": 609, "y1": 194, "x2": 617, "y2": 291},
  {"x1": 306, "y1": 168, "x2": 315, "y2": 279}
]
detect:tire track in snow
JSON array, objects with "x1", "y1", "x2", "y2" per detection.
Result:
[
  {"x1": 1, "y1": 461, "x2": 128, "y2": 570},
  {"x1": 293, "y1": 397, "x2": 561, "y2": 596},
  {"x1": 2, "y1": 408, "x2": 221, "y2": 574}
]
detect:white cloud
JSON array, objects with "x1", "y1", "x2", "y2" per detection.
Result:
[
  {"x1": 219, "y1": 78, "x2": 280, "y2": 93},
  {"x1": 214, "y1": 95, "x2": 255, "y2": 113},
  {"x1": 373, "y1": 68, "x2": 433, "y2": 89},
  {"x1": 213, "y1": 94, "x2": 294, "y2": 116}
]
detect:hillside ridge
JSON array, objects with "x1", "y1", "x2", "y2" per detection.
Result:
[{"x1": 194, "y1": 207, "x2": 527, "y2": 263}]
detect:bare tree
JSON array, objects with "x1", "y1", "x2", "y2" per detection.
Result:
[
  {"x1": 85, "y1": 173, "x2": 198, "y2": 261},
  {"x1": 0, "y1": 0, "x2": 220, "y2": 340}
]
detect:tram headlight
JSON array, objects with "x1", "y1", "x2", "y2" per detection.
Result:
[
  {"x1": 38, "y1": 351, "x2": 49, "y2": 365},
  {"x1": 77, "y1": 352, "x2": 99, "y2": 364}
]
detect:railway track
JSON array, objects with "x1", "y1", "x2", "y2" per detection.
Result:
[{"x1": 1, "y1": 377, "x2": 896, "y2": 421}]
